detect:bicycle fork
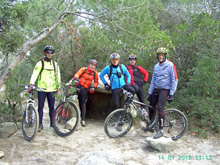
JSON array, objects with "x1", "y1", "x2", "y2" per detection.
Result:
[{"x1": 25, "y1": 104, "x2": 34, "y2": 123}]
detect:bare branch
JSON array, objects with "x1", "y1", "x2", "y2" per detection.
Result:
[{"x1": 0, "y1": 0, "x2": 75, "y2": 88}]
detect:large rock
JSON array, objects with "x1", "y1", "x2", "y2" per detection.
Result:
[
  {"x1": 0, "y1": 151, "x2": 4, "y2": 158},
  {"x1": 0, "y1": 161, "x2": 9, "y2": 165},
  {"x1": 77, "y1": 151, "x2": 124, "y2": 165},
  {"x1": 95, "y1": 74, "x2": 111, "y2": 94},
  {"x1": 0, "y1": 122, "x2": 18, "y2": 138},
  {"x1": 16, "y1": 122, "x2": 22, "y2": 129},
  {"x1": 86, "y1": 73, "x2": 138, "y2": 119},
  {"x1": 146, "y1": 137, "x2": 174, "y2": 152}
]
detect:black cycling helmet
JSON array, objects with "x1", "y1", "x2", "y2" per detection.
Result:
[
  {"x1": 89, "y1": 59, "x2": 98, "y2": 66},
  {"x1": 110, "y1": 53, "x2": 120, "y2": 60},
  {"x1": 129, "y1": 54, "x2": 137, "y2": 60},
  {"x1": 44, "y1": 45, "x2": 55, "y2": 53}
]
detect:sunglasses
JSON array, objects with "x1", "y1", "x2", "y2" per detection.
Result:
[
  {"x1": 46, "y1": 51, "x2": 53, "y2": 54},
  {"x1": 129, "y1": 59, "x2": 136, "y2": 61},
  {"x1": 90, "y1": 63, "x2": 97, "y2": 66},
  {"x1": 112, "y1": 59, "x2": 119, "y2": 61}
]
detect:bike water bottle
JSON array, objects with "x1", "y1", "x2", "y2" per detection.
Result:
[{"x1": 141, "y1": 108, "x2": 148, "y2": 118}]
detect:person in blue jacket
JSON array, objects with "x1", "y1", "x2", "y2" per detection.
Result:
[
  {"x1": 99, "y1": 53, "x2": 136, "y2": 110},
  {"x1": 145, "y1": 47, "x2": 178, "y2": 139}
]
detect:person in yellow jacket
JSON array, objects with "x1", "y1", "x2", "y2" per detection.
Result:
[
  {"x1": 29, "y1": 45, "x2": 61, "y2": 131},
  {"x1": 69, "y1": 59, "x2": 99, "y2": 127}
]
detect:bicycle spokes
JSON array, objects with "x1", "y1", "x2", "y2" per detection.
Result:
[
  {"x1": 53, "y1": 102, "x2": 79, "y2": 137},
  {"x1": 104, "y1": 109, "x2": 133, "y2": 138},
  {"x1": 22, "y1": 107, "x2": 39, "y2": 141},
  {"x1": 162, "y1": 109, "x2": 188, "y2": 140}
]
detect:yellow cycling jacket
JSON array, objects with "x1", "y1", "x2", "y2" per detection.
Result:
[{"x1": 29, "y1": 60, "x2": 61, "y2": 92}]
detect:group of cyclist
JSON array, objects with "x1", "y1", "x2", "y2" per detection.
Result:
[{"x1": 29, "y1": 45, "x2": 178, "y2": 139}]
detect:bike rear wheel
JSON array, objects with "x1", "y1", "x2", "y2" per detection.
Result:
[
  {"x1": 104, "y1": 109, "x2": 133, "y2": 138},
  {"x1": 22, "y1": 105, "x2": 39, "y2": 141},
  {"x1": 53, "y1": 101, "x2": 79, "y2": 137},
  {"x1": 162, "y1": 109, "x2": 188, "y2": 140}
]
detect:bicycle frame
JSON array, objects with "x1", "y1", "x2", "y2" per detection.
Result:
[
  {"x1": 18, "y1": 84, "x2": 43, "y2": 141},
  {"x1": 58, "y1": 84, "x2": 80, "y2": 118},
  {"x1": 125, "y1": 98, "x2": 159, "y2": 129},
  {"x1": 25, "y1": 92, "x2": 35, "y2": 122},
  {"x1": 60, "y1": 84, "x2": 80, "y2": 102},
  {"x1": 104, "y1": 88, "x2": 188, "y2": 140}
]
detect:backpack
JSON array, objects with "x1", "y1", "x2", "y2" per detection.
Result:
[
  {"x1": 38, "y1": 59, "x2": 56, "y2": 80},
  {"x1": 126, "y1": 64, "x2": 143, "y2": 84},
  {"x1": 79, "y1": 67, "x2": 97, "y2": 81},
  {"x1": 126, "y1": 64, "x2": 140, "y2": 70},
  {"x1": 108, "y1": 64, "x2": 124, "y2": 79}
]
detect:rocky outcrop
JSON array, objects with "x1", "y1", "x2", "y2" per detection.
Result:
[
  {"x1": 0, "y1": 122, "x2": 18, "y2": 138},
  {"x1": 77, "y1": 151, "x2": 124, "y2": 165},
  {"x1": 86, "y1": 73, "x2": 138, "y2": 119},
  {"x1": 146, "y1": 137, "x2": 174, "y2": 152},
  {"x1": 0, "y1": 151, "x2": 4, "y2": 158}
]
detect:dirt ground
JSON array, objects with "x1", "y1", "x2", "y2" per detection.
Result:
[{"x1": 0, "y1": 108, "x2": 220, "y2": 165}]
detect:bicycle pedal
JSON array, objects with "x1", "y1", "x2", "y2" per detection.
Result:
[{"x1": 141, "y1": 127, "x2": 148, "y2": 133}]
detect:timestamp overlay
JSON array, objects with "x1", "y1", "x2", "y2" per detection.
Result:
[{"x1": 158, "y1": 155, "x2": 212, "y2": 161}]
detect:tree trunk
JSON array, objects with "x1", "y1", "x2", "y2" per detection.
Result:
[{"x1": 0, "y1": 1, "x2": 74, "y2": 88}]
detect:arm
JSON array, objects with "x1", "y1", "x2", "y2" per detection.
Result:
[
  {"x1": 93, "y1": 71, "x2": 99, "y2": 88},
  {"x1": 57, "y1": 64, "x2": 61, "y2": 89},
  {"x1": 148, "y1": 66, "x2": 156, "y2": 95},
  {"x1": 74, "y1": 67, "x2": 86, "y2": 79},
  {"x1": 99, "y1": 66, "x2": 109, "y2": 85},
  {"x1": 122, "y1": 65, "x2": 131, "y2": 84},
  {"x1": 138, "y1": 66, "x2": 149, "y2": 82},
  {"x1": 29, "y1": 61, "x2": 42, "y2": 85},
  {"x1": 169, "y1": 63, "x2": 178, "y2": 95}
]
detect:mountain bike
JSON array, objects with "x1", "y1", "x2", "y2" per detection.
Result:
[
  {"x1": 104, "y1": 88, "x2": 188, "y2": 140},
  {"x1": 18, "y1": 85, "x2": 44, "y2": 141},
  {"x1": 52, "y1": 83, "x2": 80, "y2": 137}
]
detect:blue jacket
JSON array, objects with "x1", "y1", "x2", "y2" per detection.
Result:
[
  {"x1": 148, "y1": 60, "x2": 178, "y2": 95},
  {"x1": 99, "y1": 64, "x2": 131, "y2": 90}
]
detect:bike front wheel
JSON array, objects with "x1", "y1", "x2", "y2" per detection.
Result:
[
  {"x1": 104, "y1": 109, "x2": 133, "y2": 138},
  {"x1": 53, "y1": 101, "x2": 79, "y2": 137},
  {"x1": 163, "y1": 109, "x2": 188, "y2": 140},
  {"x1": 22, "y1": 105, "x2": 39, "y2": 141}
]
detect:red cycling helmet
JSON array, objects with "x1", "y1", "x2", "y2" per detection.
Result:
[{"x1": 89, "y1": 59, "x2": 98, "y2": 66}]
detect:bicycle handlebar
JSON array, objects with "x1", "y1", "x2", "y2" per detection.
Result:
[
  {"x1": 18, "y1": 85, "x2": 45, "y2": 92},
  {"x1": 61, "y1": 83, "x2": 81, "y2": 93}
]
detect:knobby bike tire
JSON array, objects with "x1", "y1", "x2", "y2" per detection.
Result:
[
  {"x1": 104, "y1": 109, "x2": 133, "y2": 138},
  {"x1": 22, "y1": 105, "x2": 39, "y2": 141},
  {"x1": 53, "y1": 101, "x2": 79, "y2": 137},
  {"x1": 158, "y1": 109, "x2": 188, "y2": 140}
]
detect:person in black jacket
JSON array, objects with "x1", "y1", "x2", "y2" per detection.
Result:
[{"x1": 126, "y1": 54, "x2": 149, "y2": 119}]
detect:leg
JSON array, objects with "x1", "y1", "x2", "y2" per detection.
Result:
[
  {"x1": 79, "y1": 103, "x2": 86, "y2": 121},
  {"x1": 131, "y1": 84, "x2": 139, "y2": 94},
  {"x1": 78, "y1": 87, "x2": 88, "y2": 125},
  {"x1": 148, "y1": 89, "x2": 159, "y2": 122},
  {"x1": 153, "y1": 89, "x2": 169, "y2": 139},
  {"x1": 123, "y1": 84, "x2": 136, "y2": 95},
  {"x1": 157, "y1": 89, "x2": 169, "y2": 129},
  {"x1": 136, "y1": 86, "x2": 145, "y2": 108},
  {"x1": 111, "y1": 88, "x2": 122, "y2": 109},
  {"x1": 38, "y1": 91, "x2": 46, "y2": 126},
  {"x1": 47, "y1": 92, "x2": 55, "y2": 127}
]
